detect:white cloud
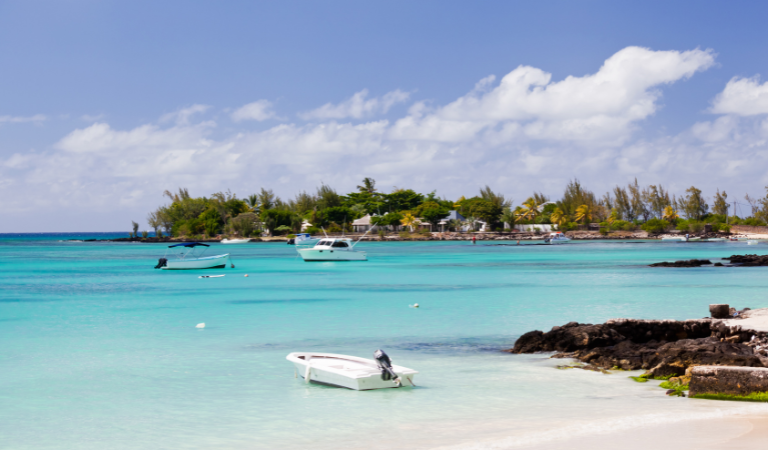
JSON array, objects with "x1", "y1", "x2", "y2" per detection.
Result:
[
  {"x1": 711, "y1": 76, "x2": 768, "y2": 116},
  {"x1": 231, "y1": 100, "x2": 276, "y2": 122},
  {"x1": 160, "y1": 104, "x2": 210, "y2": 125},
  {"x1": 0, "y1": 114, "x2": 46, "y2": 123},
  {"x1": 299, "y1": 89, "x2": 411, "y2": 120},
  {"x1": 390, "y1": 46, "x2": 715, "y2": 143}
]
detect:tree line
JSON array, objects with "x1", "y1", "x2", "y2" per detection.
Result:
[{"x1": 137, "y1": 178, "x2": 768, "y2": 238}]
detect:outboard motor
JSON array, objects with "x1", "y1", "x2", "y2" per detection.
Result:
[
  {"x1": 287, "y1": 238, "x2": 295, "y2": 245},
  {"x1": 154, "y1": 258, "x2": 167, "y2": 269},
  {"x1": 374, "y1": 349, "x2": 400, "y2": 384}
]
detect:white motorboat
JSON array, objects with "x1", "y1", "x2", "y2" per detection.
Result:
[
  {"x1": 661, "y1": 237, "x2": 686, "y2": 242},
  {"x1": 154, "y1": 243, "x2": 231, "y2": 270},
  {"x1": 296, "y1": 237, "x2": 367, "y2": 261},
  {"x1": 286, "y1": 351, "x2": 417, "y2": 390},
  {"x1": 221, "y1": 238, "x2": 250, "y2": 244},
  {"x1": 544, "y1": 231, "x2": 571, "y2": 244}
]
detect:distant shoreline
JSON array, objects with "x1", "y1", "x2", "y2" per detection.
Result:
[{"x1": 89, "y1": 229, "x2": 737, "y2": 243}]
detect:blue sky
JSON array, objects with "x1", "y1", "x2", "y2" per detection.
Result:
[{"x1": 2, "y1": 1, "x2": 768, "y2": 231}]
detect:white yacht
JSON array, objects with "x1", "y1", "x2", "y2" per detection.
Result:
[
  {"x1": 154, "y1": 243, "x2": 231, "y2": 270},
  {"x1": 220, "y1": 238, "x2": 250, "y2": 244},
  {"x1": 544, "y1": 231, "x2": 571, "y2": 244},
  {"x1": 296, "y1": 237, "x2": 367, "y2": 261},
  {"x1": 286, "y1": 350, "x2": 417, "y2": 390}
]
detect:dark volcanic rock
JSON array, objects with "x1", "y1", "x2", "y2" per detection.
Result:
[
  {"x1": 710, "y1": 304, "x2": 730, "y2": 319},
  {"x1": 509, "y1": 319, "x2": 714, "y2": 354},
  {"x1": 649, "y1": 259, "x2": 712, "y2": 267},
  {"x1": 508, "y1": 317, "x2": 768, "y2": 376},
  {"x1": 723, "y1": 254, "x2": 768, "y2": 266},
  {"x1": 569, "y1": 338, "x2": 762, "y2": 377}
]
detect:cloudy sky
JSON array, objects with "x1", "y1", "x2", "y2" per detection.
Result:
[{"x1": 2, "y1": 1, "x2": 768, "y2": 232}]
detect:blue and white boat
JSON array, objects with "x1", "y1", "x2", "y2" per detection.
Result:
[{"x1": 154, "y1": 243, "x2": 231, "y2": 270}]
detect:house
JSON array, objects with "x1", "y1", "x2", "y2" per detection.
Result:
[
  {"x1": 352, "y1": 214, "x2": 374, "y2": 233},
  {"x1": 438, "y1": 210, "x2": 466, "y2": 231}
]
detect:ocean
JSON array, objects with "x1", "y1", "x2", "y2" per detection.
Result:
[{"x1": 2, "y1": 234, "x2": 768, "y2": 449}]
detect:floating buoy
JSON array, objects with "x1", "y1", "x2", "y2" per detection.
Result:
[
  {"x1": 244, "y1": 274, "x2": 249, "y2": 277},
  {"x1": 196, "y1": 323, "x2": 205, "y2": 328},
  {"x1": 410, "y1": 303, "x2": 419, "y2": 308}
]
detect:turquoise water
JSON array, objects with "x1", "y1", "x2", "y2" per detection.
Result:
[{"x1": 3, "y1": 236, "x2": 768, "y2": 449}]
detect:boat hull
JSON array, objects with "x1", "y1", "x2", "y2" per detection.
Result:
[
  {"x1": 162, "y1": 253, "x2": 230, "y2": 270},
  {"x1": 221, "y1": 239, "x2": 250, "y2": 244},
  {"x1": 297, "y1": 249, "x2": 367, "y2": 261},
  {"x1": 286, "y1": 352, "x2": 416, "y2": 390}
]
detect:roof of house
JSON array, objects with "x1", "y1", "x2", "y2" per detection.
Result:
[{"x1": 352, "y1": 214, "x2": 372, "y2": 225}]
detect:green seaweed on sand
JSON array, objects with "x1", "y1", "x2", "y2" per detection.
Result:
[
  {"x1": 629, "y1": 374, "x2": 650, "y2": 383},
  {"x1": 690, "y1": 392, "x2": 768, "y2": 402},
  {"x1": 652, "y1": 373, "x2": 677, "y2": 380}
]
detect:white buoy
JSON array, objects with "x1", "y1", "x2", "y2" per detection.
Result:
[
  {"x1": 196, "y1": 323, "x2": 206, "y2": 328},
  {"x1": 410, "y1": 303, "x2": 419, "y2": 308}
]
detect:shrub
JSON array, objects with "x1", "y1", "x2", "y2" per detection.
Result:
[
  {"x1": 622, "y1": 222, "x2": 636, "y2": 232},
  {"x1": 641, "y1": 218, "x2": 670, "y2": 234},
  {"x1": 676, "y1": 221, "x2": 689, "y2": 232},
  {"x1": 689, "y1": 222, "x2": 704, "y2": 233},
  {"x1": 141, "y1": 230, "x2": 149, "y2": 238},
  {"x1": 305, "y1": 226, "x2": 321, "y2": 235},
  {"x1": 399, "y1": 231, "x2": 411, "y2": 239},
  {"x1": 274, "y1": 225, "x2": 292, "y2": 235},
  {"x1": 718, "y1": 224, "x2": 731, "y2": 233},
  {"x1": 599, "y1": 228, "x2": 609, "y2": 236},
  {"x1": 610, "y1": 220, "x2": 631, "y2": 231}
]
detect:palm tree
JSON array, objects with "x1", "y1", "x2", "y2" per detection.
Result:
[
  {"x1": 500, "y1": 208, "x2": 516, "y2": 230},
  {"x1": 401, "y1": 212, "x2": 417, "y2": 232},
  {"x1": 463, "y1": 216, "x2": 478, "y2": 232},
  {"x1": 357, "y1": 177, "x2": 377, "y2": 194},
  {"x1": 246, "y1": 194, "x2": 260, "y2": 213},
  {"x1": 521, "y1": 197, "x2": 540, "y2": 222},
  {"x1": 574, "y1": 204, "x2": 592, "y2": 225},
  {"x1": 662, "y1": 205, "x2": 679, "y2": 223},
  {"x1": 606, "y1": 209, "x2": 618, "y2": 225},
  {"x1": 447, "y1": 218, "x2": 463, "y2": 232},
  {"x1": 550, "y1": 207, "x2": 568, "y2": 228}
]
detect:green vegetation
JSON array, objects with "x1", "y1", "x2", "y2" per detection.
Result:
[
  {"x1": 142, "y1": 178, "x2": 768, "y2": 238},
  {"x1": 659, "y1": 381, "x2": 689, "y2": 391},
  {"x1": 690, "y1": 392, "x2": 768, "y2": 402}
]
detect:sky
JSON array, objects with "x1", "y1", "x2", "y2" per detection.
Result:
[{"x1": 2, "y1": 1, "x2": 768, "y2": 231}]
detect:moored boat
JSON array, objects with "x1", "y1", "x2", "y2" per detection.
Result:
[
  {"x1": 286, "y1": 351, "x2": 417, "y2": 390},
  {"x1": 296, "y1": 237, "x2": 367, "y2": 261},
  {"x1": 154, "y1": 243, "x2": 231, "y2": 270},
  {"x1": 544, "y1": 231, "x2": 570, "y2": 244},
  {"x1": 221, "y1": 238, "x2": 250, "y2": 244}
]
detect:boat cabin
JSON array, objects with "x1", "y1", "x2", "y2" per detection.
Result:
[{"x1": 313, "y1": 238, "x2": 354, "y2": 249}]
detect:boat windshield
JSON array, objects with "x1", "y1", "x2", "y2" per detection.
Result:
[
  {"x1": 316, "y1": 240, "x2": 329, "y2": 246},
  {"x1": 331, "y1": 241, "x2": 349, "y2": 248}
]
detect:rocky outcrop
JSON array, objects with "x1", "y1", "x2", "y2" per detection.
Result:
[
  {"x1": 557, "y1": 338, "x2": 764, "y2": 377},
  {"x1": 723, "y1": 254, "x2": 768, "y2": 266},
  {"x1": 510, "y1": 319, "x2": 714, "y2": 354},
  {"x1": 689, "y1": 366, "x2": 768, "y2": 397},
  {"x1": 649, "y1": 259, "x2": 713, "y2": 267},
  {"x1": 710, "y1": 304, "x2": 730, "y2": 319},
  {"x1": 508, "y1": 316, "x2": 768, "y2": 377}
]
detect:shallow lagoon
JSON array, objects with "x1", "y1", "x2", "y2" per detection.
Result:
[{"x1": 3, "y1": 236, "x2": 768, "y2": 449}]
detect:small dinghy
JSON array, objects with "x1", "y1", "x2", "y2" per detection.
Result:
[
  {"x1": 286, "y1": 350, "x2": 417, "y2": 390},
  {"x1": 154, "y1": 243, "x2": 231, "y2": 270}
]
